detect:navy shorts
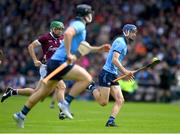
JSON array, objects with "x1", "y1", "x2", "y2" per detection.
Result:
[
  {"x1": 46, "y1": 60, "x2": 74, "y2": 80},
  {"x1": 99, "y1": 69, "x2": 119, "y2": 87}
]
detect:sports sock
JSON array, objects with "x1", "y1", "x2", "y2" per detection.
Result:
[
  {"x1": 87, "y1": 82, "x2": 96, "y2": 93},
  {"x1": 65, "y1": 94, "x2": 74, "y2": 105},
  {"x1": 108, "y1": 116, "x2": 115, "y2": 123},
  {"x1": 12, "y1": 89, "x2": 18, "y2": 95},
  {"x1": 21, "y1": 105, "x2": 30, "y2": 116}
]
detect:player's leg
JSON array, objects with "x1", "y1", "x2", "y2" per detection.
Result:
[
  {"x1": 16, "y1": 88, "x2": 35, "y2": 95},
  {"x1": 25, "y1": 81, "x2": 57, "y2": 108},
  {"x1": 56, "y1": 81, "x2": 67, "y2": 119},
  {"x1": 106, "y1": 85, "x2": 124, "y2": 127},
  {"x1": 55, "y1": 80, "x2": 74, "y2": 119},
  {"x1": 1, "y1": 87, "x2": 35, "y2": 103},
  {"x1": 1, "y1": 64, "x2": 46, "y2": 103},
  {"x1": 92, "y1": 87, "x2": 110, "y2": 106},
  {"x1": 13, "y1": 80, "x2": 57, "y2": 128},
  {"x1": 56, "y1": 80, "x2": 76, "y2": 120},
  {"x1": 56, "y1": 80, "x2": 66, "y2": 101},
  {"x1": 87, "y1": 69, "x2": 112, "y2": 106},
  {"x1": 49, "y1": 91, "x2": 56, "y2": 108},
  {"x1": 60, "y1": 64, "x2": 92, "y2": 108},
  {"x1": 40, "y1": 60, "x2": 74, "y2": 119}
]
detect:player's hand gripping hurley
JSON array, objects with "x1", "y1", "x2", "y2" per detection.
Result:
[{"x1": 113, "y1": 58, "x2": 160, "y2": 82}]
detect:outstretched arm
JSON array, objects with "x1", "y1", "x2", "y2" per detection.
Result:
[
  {"x1": 78, "y1": 41, "x2": 110, "y2": 56},
  {"x1": 89, "y1": 44, "x2": 111, "y2": 53}
]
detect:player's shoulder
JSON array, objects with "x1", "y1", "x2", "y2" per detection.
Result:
[
  {"x1": 114, "y1": 36, "x2": 125, "y2": 43},
  {"x1": 59, "y1": 34, "x2": 64, "y2": 40},
  {"x1": 70, "y1": 19, "x2": 85, "y2": 27},
  {"x1": 114, "y1": 36, "x2": 127, "y2": 45},
  {"x1": 112, "y1": 36, "x2": 127, "y2": 49}
]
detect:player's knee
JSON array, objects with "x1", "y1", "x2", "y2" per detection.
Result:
[
  {"x1": 116, "y1": 97, "x2": 124, "y2": 106},
  {"x1": 59, "y1": 82, "x2": 66, "y2": 90},
  {"x1": 30, "y1": 89, "x2": 36, "y2": 95},
  {"x1": 61, "y1": 83, "x2": 66, "y2": 89},
  {"x1": 100, "y1": 100, "x2": 108, "y2": 106},
  {"x1": 85, "y1": 75, "x2": 92, "y2": 85}
]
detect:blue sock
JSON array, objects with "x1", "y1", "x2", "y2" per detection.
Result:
[
  {"x1": 65, "y1": 95, "x2": 74, "y2": 105},
  {"x1": 108, "y1": 116, "x2": 115, "y2": 123},
  {"x1": 21, "y1": 105, "x2": 30, "y2": 116}
]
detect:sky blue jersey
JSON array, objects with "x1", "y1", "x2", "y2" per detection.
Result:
[
  {"x1": 51, "y1": 19, "x2": 86, "y2": 62},
  {"x1": 103, "y1": 36, "x2": 127, "y2": 75}
]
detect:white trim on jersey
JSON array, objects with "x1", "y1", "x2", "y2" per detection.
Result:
[
  {"x1": 35, "y1": 39, "x2": 42, "y2": 46},
  {"x1": 50, "y1": 32, "x2": 58, "y2": 40}
]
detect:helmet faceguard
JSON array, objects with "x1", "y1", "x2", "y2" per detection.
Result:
[
  {"x1": 84, "y1": 13, "x2": 93, "y2": 23},
  {"x1": 76, "y1": 4, "x2": 94, "y2": 23},
  {"x1": 50, "y1": 21, "x2": 64, "y2": 38},
  {"x1": 122, "y1": 24, "x2": 137, "y2": 40},
  {"x1": 123, "y1": 24, "x2": 137, "y2": 36}
]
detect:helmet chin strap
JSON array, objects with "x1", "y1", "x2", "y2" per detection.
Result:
[
  {"x1": 50, "y1": 30, "x2": 59, "y2": 39},
  {"x1": 123, "y1": 31, "x2": 134, "y2": 42},
  {"x1": 123, "y1": 31, "x2": 129, "y2": 37},
  {"x1": 85, "y1": 14, "x2": 92, "y2": 23}
]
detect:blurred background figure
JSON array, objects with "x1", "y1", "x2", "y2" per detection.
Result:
[
  {"x1": 157, "y1": 62, "x2": 175, "y2": 102},
  {"x1": 118, "y1": 80, "x2": 138, "y2": 101}
]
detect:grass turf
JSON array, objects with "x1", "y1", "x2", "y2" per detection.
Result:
[{"x1": 0, "y1": 96, "x2": 180, "y2": 133}]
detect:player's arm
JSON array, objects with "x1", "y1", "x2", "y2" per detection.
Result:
[
  {"x1": 28, "y1": 40, "x2": 42, "y2": 67},
  {"x1": 64, "y1": 27, "x2": 77, "y2": 63},
  {"x1": 78, "y1": 41, "x2": 110, "y2": 56},
  {"x1": 112, "y1": 51, "x2": 134, "y2": 79},
  {"x1": 89, "y1": 44, "x2": 110, "y2": 53},
  {"x1": 112, "y1": 51, "x2": 128, "y2": 74}
]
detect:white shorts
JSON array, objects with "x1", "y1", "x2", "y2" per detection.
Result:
[{"x1": 39, "y1": 64, "x2": 47, "y2": 80}]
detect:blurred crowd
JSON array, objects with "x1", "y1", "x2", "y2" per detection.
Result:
[{"x1": 0, "y1": 0, "x2": 180, "y2": 102}]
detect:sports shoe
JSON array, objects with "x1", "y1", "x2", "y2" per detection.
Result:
[
  {"x1": 1, "y1": 87, "x2": 14, "y2": 102},
  {"x1": 105, "y1": 121, "x2": 118, "y2": 127},
  {"x1": 59, "y1": 112, "x2": 74, "y2": 120},
  {"x1": 13, "y1": 112, "x2": 25, "y2": 128},
  {"x1": 58, "y1": 100, "x2": 73, "y2": 119},
  {"x1": 59, "y1": 112, "x2": 66, "y2": 120}
]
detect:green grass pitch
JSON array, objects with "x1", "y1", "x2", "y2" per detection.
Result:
[{"x1": 0, "y1": 96, "x2": 180, "y2": 133}]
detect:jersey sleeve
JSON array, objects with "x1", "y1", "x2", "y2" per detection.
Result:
[
  {"x1": 38, "y1": 35, "x2": 47, "y2": 45},
  {"x1": 113, "y1": 39, "x2": 126, "y2": 54},
  {"x1": 70, "y1": 21, "x2": 85, "y2": 34}
]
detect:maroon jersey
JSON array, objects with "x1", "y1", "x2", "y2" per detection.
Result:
[{"x1": 38, "y1": 32, "x2": 64, "y2": 61}]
